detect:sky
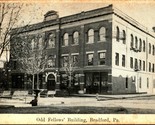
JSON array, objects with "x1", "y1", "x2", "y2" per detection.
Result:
[{"x1": 1, "y1": 0, "x2": 155, "y2": 66}]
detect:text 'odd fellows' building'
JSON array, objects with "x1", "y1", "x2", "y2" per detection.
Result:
[{"x1": 9, "y1": 4, "x2": 155, "y2": 94}]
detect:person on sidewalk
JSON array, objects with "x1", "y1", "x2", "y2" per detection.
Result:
[{"x1": 30, "y1": 96, "x2": 38, "y2": 106}]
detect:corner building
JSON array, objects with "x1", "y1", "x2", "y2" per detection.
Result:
[{"x1": 10, "y1": 5, "x2": 155, "y2": 94}]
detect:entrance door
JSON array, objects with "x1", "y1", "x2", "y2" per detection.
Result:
[{"x1": 47, "y1": 74, "x2": 55, "y2": 90}]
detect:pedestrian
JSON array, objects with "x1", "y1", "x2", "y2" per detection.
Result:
[{"x1": 30, "y1": 96, "x2": 38, "y2": 106}]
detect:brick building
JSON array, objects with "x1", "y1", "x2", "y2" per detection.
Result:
[{"x1": 9, "y1": 4, "x2": 155, "y2": 94}]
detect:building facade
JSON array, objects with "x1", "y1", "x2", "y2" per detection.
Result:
[{"x1": 9, "y1": 4, "x2": 155, "y2": 94}]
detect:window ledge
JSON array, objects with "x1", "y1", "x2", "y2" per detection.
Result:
[{"x1": 86, "y1": 42, "x2": 94, "y2": 45}]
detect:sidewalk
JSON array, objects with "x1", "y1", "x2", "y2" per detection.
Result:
[{"x1": 0, "y1": 93, "x2": 155, "y2": 109}]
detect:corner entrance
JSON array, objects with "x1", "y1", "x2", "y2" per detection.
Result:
[{"x1": 47, "y1": 74, "x2": 55, "y2": 90}]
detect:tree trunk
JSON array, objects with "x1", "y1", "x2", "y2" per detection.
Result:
[
  {"x1": 36, "y1": 73, "x2": 39, "y2": 89},
  {"x1": 32, "y1": 74, "x2": 35, "y2": 92}
]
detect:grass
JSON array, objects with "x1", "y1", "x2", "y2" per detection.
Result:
[{"x1": 0, "y1": 106, "x2": 155, "y2": 114}]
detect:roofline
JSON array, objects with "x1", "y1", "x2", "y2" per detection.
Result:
[{"x1": 11, "y1": 4, "x2": 155, "y2": 38}]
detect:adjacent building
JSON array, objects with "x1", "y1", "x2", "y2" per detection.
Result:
[{"x1": 9, "y1": 4, "x2": 155, "y2": 94}]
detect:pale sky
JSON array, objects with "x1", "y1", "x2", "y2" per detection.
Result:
[{"x1": 1, "y1": 0, "x2": 155, "y2": 66}]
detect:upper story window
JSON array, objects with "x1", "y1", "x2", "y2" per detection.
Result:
[
  {"x1": 135, "y1": 37, "x2": 138, "y2": 49},
  {"x1": 87, "y1": 29, "x2": 94, "y2": 43},
  {"x1": 130, "y1": 34, "x2": 134, "y2": 48},
  {"x1": 143, "y1": 61, "x2": 145, "y2": 71},
  {"x1": 48, "y1": 34, "x2": 55, "y2": 48},
  {"x1": 135, "y1": 58, "x2": 138, "y2": 69},
  {"x1": 99, "y1": 27, "x2": 106, "y2": 41},
  {"x1": 116, "y1": 26, "x2": 120, "y2": 42},
  {"x1": 62, "y1": 56, "x2": 69, "y2": 67},
  {"x1": 122, "y1": 30, "x2": 126, "y2": 44},
  {"x1": 143, "y1": 40, "x2": 145, "y2": 52},
  {"x1": 149, "y1": 43, "x2": 151, "y2": 54},
  {"x1": 72, "y1": 55, "x2": 79, "y2": 67},
  {"x1": 152, "y1": 63, "x2": 155, "y2": 72},
  {"x1": 98, "y1": 52, "x2": 106, "y2": 65},
  {"x1": 73, "y1": 31, "x2": 79, "y2": 45},
  {"x1": 122, "y1": 55, "x2": 125, "y2": 67},
  {"x1": 149, "y1": 62, "x2": 151, "y2": 72},
  {"x1": 152, "y1": 45, "x2": 155, "y2": 55},
  {"x1": 47, "y1": 55, "x2": 55, "y2": 68},
  {"x1": 139, "y1": 60, "x2": 142, "y2": 70},
  {"x1": 62, "y1": 33, "x2": 69, "y2": 46},
  {"x1": 38, "y1": 37, "x2": 43, "y2": 49},
  {"x1": 31, "y1": 39, "x2": 35, "y2": 50},
  {"x1": 130, "y1": 57, "x2": 133, "y2": 69},
  {"x1": 139, "y1": 39, "x2": 142, "y2": 51},
  {"x1": 87, "y1": 53, "x2": 94, "y2": 66},
  {"x1": 115, "y1": 53, "x2": 119, "y2": 66}
]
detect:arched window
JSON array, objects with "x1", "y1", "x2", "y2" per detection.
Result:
[
  {"x1": 48, "y1": 34, "x2": 55, "y2": 48},
  {"x1": 122, "y1": 30, "x2": 126, "y2": 44},
  {"x1": 99, "y1": 27, "x2": 106, "y2": 41},
  {"x1": 139, "y1": 38, "x2": 142, "y2": 51},
  {"x1": 63, "y1": 33, "x2": 69, "y2": 46},
  {"x1": 152, "y1": 45, "x2": 155, "y2": 55},
  {"x1": 135, "y1": 37, "x2": 138, "y2": 49},
  {"x1": 31, "y1": 39, "x2": 35, "y2": 50},
  {"x1": 143, "y1": 40, "x2": 145, "y2": 52},
  {"x1": 87, "y1": 29, "x2": 94, "y2": 43},
  {"x1": 38, "y1": 37, "x2": 42, "y2": 49},
  {"x1": 73, "y1": 31, "x2": 79, "y2": 45},
  {"x1": 149, "y1": 43, "x2": 151, "y2": 54},
  {"x1": 116, "y1": 26, "x2": 119, "y2": 41},
  {"x1": 130, "y1": 34, "x2": 134, "y2": 47}
]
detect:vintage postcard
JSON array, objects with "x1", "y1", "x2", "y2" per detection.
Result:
[{"x1": 0, "y1": 0, "x2": 155, "y2": 124}]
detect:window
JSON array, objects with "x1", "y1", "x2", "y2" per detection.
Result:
[
  {"x1": 73, "y1": 31, "x2": 79, "y2": 45},
  {"x1": 139, "y1": 39, "x2": 142, "y2": 51},
  {"x1": 116, "y1": 26, "x2": 120, "y2": 41},
  {"x1": 87, "y1": 53, "x2": 93, "y2": 66},
  {"x1": 38, "y1": 37, "x2": 42, "y2": 49},
  {"x1": 149, "y1": 62, "x2": 151, "y2": 72},
  {"x1": 99, "y1": 27, "x2": 106, "y2": 41},
  {"x1": 143, "y1": 40, "x2": 145, "y2": 52},
  {"x1": 143, "y1": 61, "x2": 145, "y2": 71},
  {"x1": 130, "y1": 57, "x2": 133, "y2": 68},
  {"x1": 63, "y1": 33, "x2": 69, "y2": 46},
  {"x1": 98, "y1": 52, "x2": 106, "y2": 65},
  {"x1": 115, "y1": 53, "x2": 119, "y2": 66},
  {"x1": 152, "y1": 64, "x2": 155, "y2": 72},
  {"x1": 47, "y1": 55, "x2": 55, "y2": 68},
  {"x1": 135, "y1": 58, "x2": 138, "y2": 69},
  {"x1": 31, "y1": 39, "x2": 35, "y2": 50},
  {"x1": 62, "y1": 56, "x2": 69, "y2": 67},
  {"x1": 153, "y1": 45, "x2": 155, "y2": 55},
  {"x1": 147, "y1": 78, "x2": 149, "y2": 88},
  {"x1": 139, "y1": 60, "x2": 142, "y2": 70},
  {"x1": 130, "y1": 34, "x2": 134, "y2": 48},
  {"x1": 72, "y1": 55, "x2": 79, "y2": 67},
  {"x1": 122, "y1": 55, "x2": 125, "y2": 67},
  {"x1": 135, "y1": 37, "x2": 138, "y2": 49},
  {"x1": 149, "y1": 43, "x2": 151, "y2": 54},
  {"x1": 48, "y1": 34, "x2": 55, "y2": 48},
  {"x1": 125, "y1": 77, "x2": 128, "y2": 88},
  {"x1": 139, "y1": 77, "x2": 141, "y2": 88},
  {"x1": 122, "y1": 30, "x2": 126, "y2": 44},
  {"x1": 87, "y1": 29, "x2": 94, "y2": 43}
]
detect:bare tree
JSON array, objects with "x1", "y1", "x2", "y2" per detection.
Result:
[
  {"x1": 0, "y1": 3, "x2": 24, "y2": 59},
  {"x1": 10, "y1": 34, "x2": 48, "y2": 90},
  {"x1": 62, "y1": 55, "x2": 78, "y2": 94}
]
